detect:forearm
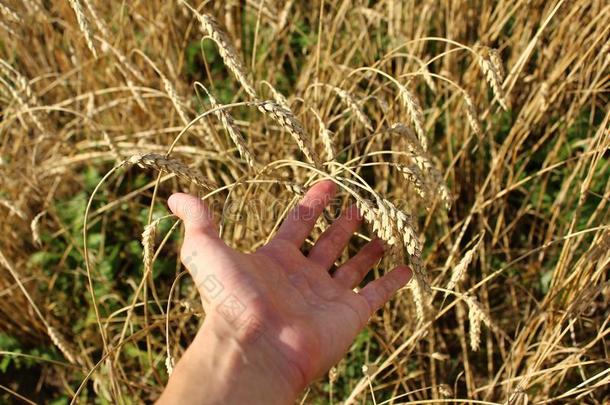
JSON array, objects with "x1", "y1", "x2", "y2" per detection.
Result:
[{"x1": 157, "y1": 318, "x2": 301, "y2": 405}]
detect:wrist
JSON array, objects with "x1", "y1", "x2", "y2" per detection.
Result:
[{"x1": 158, "y1": 315, "x2": 303, "y2": 405}]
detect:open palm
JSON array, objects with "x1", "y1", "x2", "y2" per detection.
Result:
[{"x1": 167, "y1": 180, "x2": 412, "y2": 393}]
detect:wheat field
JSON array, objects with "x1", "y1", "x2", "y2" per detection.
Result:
[{"x1": 0, "y1": 0, "x2": 609, "y2": 403}]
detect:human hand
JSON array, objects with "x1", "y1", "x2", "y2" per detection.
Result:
[{"x1": 157, "y1": 180, "x2": 412, "y2": 405}]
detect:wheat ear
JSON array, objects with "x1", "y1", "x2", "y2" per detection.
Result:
[
  {"x1": 261, "y1": 80, "x2": 290, "y2": 108},
  {"x1": 465, "y1": 294, "x2": 492, "y2": 351},
  {"x1": 68, "y1": 0, "x2": 97, "y2": 57},
  {"x1": 142, "y1": 218, "x2": 162, "y2": 278},
  {"x1": 410, "y1": 273, "x2": 426, "y2": 322},
  {"x1": 31, "y1": 210, "x2": 46, "y2": 246},
  {"x1": 0, "y1": 2, "x2": 19, "y2": 21},
  {"x1": 447, "y1": 234, "x2": 484, "y2": 291},
  {"x1": 81, "y1": 0, "x2": 109, "y2": 39},
  {"x1": 125, "y1": 153, "x2": 217, "y2": 191},
  {"x1": 331, "y1": 86, "x2": 374, "y2": 131},
  {"x1": 399, "y1": 86, "x2": 428, "y2": 151},
  {"x1": 165, "y1": 356, "x2": 175, "y2": 376},
  {"x1": 204, "y1": 89, "x2": 256, "y2": 168},
  {"x1": 0, "y1": 61, "x2": 49, "y2": 136},
  {"x1": 463, "y1": 92, "x2": 483, "y2": 138},
  {"x1": 182, "y1": 1, "x2": 256, "y2": 98},
  {"x1": 396, "y1": 164, "x2": 427, "y2": 199},
  {"x1": 488, "y1": 48, "x2": 505, "y2": 83},
  {"x1": 475, "y1": 46, "x2": 508, "y2": 110},
  {"x1": 256, "y1": 100, "x2": 320, "y2": 166},
  {"x1": 47, "y1": 326, "x2": 77, "y2": 364},
  {"x1": 311, "y1": 109, "x2": 334, "y2": 161}
]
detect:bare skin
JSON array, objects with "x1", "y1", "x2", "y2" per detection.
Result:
[{"x1": 157, "y1": 180, "x2": 412, "y2": 405}]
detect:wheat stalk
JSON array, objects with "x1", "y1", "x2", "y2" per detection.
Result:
[
  {"x1": 125, "y1": 153, "x2": 217, "y2": 191},
  {"x1": 99, "y1": 39, "x2": 145, "y2": 82},
  {"x1": 276, "y1": 0, "x2": 294, "y2": 33},
  {"x1": 256, "y1": 100, "x2": 320, "y2": 166},
  {"x1": 68, "y1": 0, "x2": 98, "y2": 58},
  {"x1": 421, "y1": 64, "x2": 437, "y2": 92},
  {"x1": 102, "y1": 131, "x2": 122, "y2": 163}
]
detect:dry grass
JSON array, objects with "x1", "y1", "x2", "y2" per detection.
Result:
[{"x1": 0, "y1": 1, "x2": 609, "y2": 404}]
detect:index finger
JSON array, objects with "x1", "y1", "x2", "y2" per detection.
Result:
[{"x1": 273, "y1": 180, "x2": 337, "y2": 247}]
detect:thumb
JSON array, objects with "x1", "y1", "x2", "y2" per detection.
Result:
[{"x1": 168, "y1": 193, "x2": 219, "y2": 239}]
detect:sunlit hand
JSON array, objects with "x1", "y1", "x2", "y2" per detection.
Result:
[{"x1": 158, "y1": 180, "x2": 412, "y2": 405}]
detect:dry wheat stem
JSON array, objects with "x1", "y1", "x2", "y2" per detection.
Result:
[{"x1": 410, "y1": 273, "x2": 426, "y2": 322}]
